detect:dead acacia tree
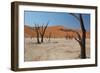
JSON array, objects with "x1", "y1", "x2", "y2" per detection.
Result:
[
  {"x1": 39, "y1": 23, "x2": 48, "y2": 43},
  {"x1": 34, "y1": 22, "x2": 48, "y2": 44},
  {"x1": 34, "y1": 24, "x2": 41, "y2": 44},
  {"x1": 69, "y1": 13, "x2": 86, "y2": 59}
]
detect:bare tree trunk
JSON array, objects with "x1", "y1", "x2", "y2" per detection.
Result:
[
  {"x1": 34, "y1": 24, "x2": 40, "y2": 44},
  {"x1": 69, "y1": 13, "x2": 86, "y2": 59},
  {"x1": 37, "y1": 30, "x2": 40, "y2": 44},
  {"x1": 79, "y1": 14, "x2": 86, "y2": 59},
  {"x1": 40, "y1": 23, "x2": 48, "y2": 43}
]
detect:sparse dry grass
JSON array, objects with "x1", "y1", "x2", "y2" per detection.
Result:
[{"x1": 24, "y1": 38, "x2": 90, "y2": 61}]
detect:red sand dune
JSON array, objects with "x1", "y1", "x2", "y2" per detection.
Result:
[{"x1": 24, "y1": 25, "x2": 90, "y2": 38}]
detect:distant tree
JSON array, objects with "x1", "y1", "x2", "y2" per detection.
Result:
[
  {"x1": 39, "y1": 23, "x2": 48, "y2": 43},
  {"x1": 69, "y1": 13, "x2": 86, "y2": 59},
  {"x1": 48, "y1": 32, "x2": 52, "y2": 42},
  {"x1": 34, "y1": 22, "x2": 48, "y2": 44},
  {"x1": 34, "y1": 24, "x2": 40, "y2": 44}
]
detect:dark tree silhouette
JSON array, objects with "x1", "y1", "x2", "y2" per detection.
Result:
[
  {"x1": 34, "y1": 24, "x2": 41, "y2": 44},
  {"x1": 69, "y1": 13, "x2": 86, "y2": 59},
  {"x1": 39, "y1": 23, "x2": 48, "y2": 43},
  {"x1": 34, "y1": 23, "x2": 48, "y2": 44}
]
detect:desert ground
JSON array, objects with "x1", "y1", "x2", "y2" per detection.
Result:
[{"x1": 24, "y1": 38, "x2": 90, "y2": 61}]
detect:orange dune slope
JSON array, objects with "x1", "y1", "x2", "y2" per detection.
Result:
[{"x1": 24, "y1": 25, "x2": 90, "y2": 38}]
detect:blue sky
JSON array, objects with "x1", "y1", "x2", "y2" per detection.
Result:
[{"x1": 24, "y1": 11, "x2": 90, "y2": 31}]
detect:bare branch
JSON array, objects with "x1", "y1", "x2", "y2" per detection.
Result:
[
  {"x1": 69, "y1": 13, "x2": 80, "y2": 21},
  {"x1": 74, "y1": 37, "x2": 82, "y2": 46},
  {"x1": 75, "y1": 31, "x2": 81, "y2": 40},
  {"x1": 43, "y1": 23, "x2": 48, "y2": 34}
]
